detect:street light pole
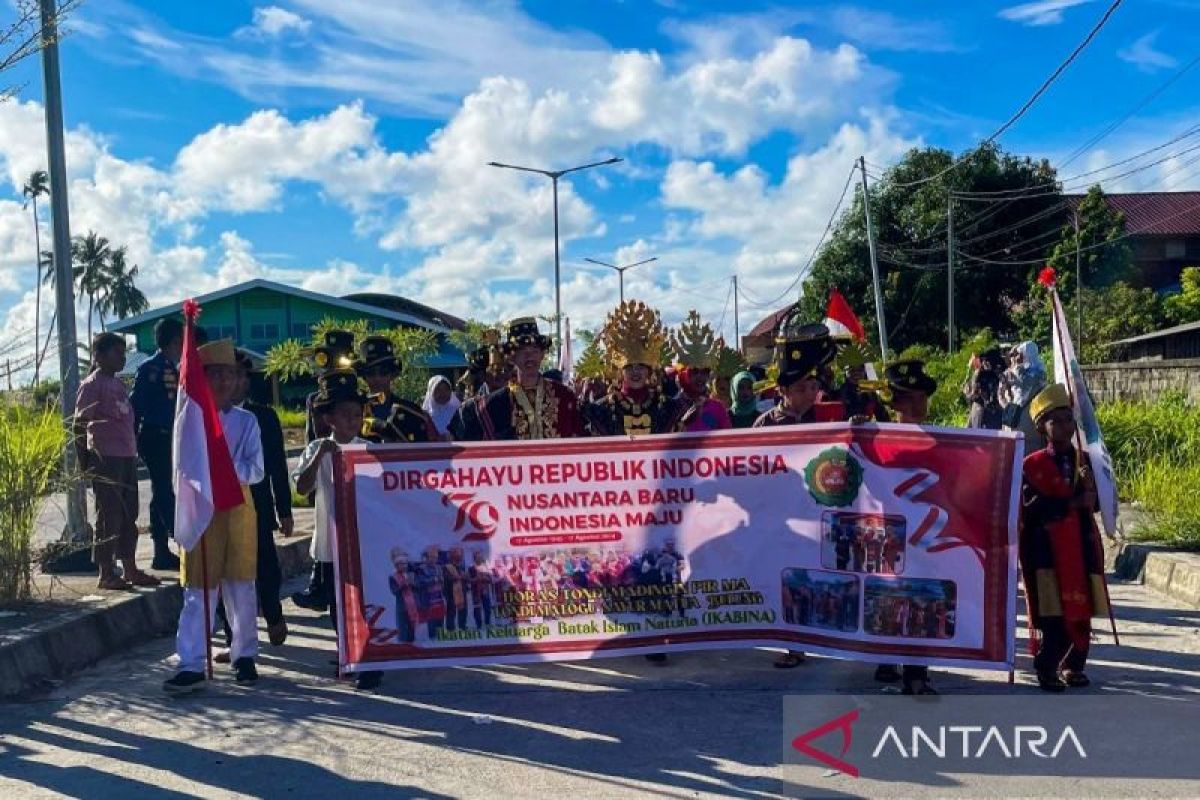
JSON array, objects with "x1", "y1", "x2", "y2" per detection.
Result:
[
  {"x1": 488, "y1": 156, "x2": 623, "y2": 359},
  {"x1": 40, "y1": 0, "x2": 88, "y2": 557},
  {"x1": 583, "y1": 256, "x2": 658, "y2": 304}
]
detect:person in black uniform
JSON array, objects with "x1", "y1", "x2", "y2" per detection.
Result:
[
  {"x1": 353, "y1": 335, "x2": 438, "y2": 692},
  {"x1": 293, "y1": 329, "x2": 357, "y2": 612},
  {"x1": 130, "y1": 317, "x2": 184, "y2": 570}
]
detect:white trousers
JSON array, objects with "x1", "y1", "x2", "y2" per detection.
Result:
[{"x1": 175, "y1": 580, "x2": 259, "y2": 674}]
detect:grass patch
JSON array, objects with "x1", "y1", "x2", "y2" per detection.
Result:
[
  {"x1": 274, "y1": 406, "x2": 306, "y2": 429},
  {"x1": 0, "y1": 405, "x2": 68, "y2": 601}
]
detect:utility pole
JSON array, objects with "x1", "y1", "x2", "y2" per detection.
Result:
[
  {"x1": 582, "y1": 256, "x2": 657, "y2": 305},
  {"x1": 732, "y1": 274, "x2": 740, "y2": 352},
  {"x1": 40, "y1": 0, "x2": 89, "y2": 560},
  {"x1": 947, "y1": 194, "x2": 956, "y2": 353},
  {"x1": 1074, "y1": 210, "x2": 1083, "y2": 349},
  {"x1": 858, "y1": 156, "x2": 889, "y2": 358}
]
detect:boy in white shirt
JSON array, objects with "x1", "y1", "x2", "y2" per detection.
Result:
[
  {"x1": 164, "y1": 339, "x2": 265, "y2": 695},
  {"x1": 292, "y1": 370, "x2": 374, "y2": 688}
]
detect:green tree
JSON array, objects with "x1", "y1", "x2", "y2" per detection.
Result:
[
  {"x1": 96, "y1": 247, "x2": 149, "y2": 325},
  {"x1": 1046, "y1": 184, "x2": 1133, "y2": 298},
  {"x1": 1077, "y1": 282, "x2": 1163, "y2": 364},
  {"x1": 800, "y1": 144, "x2": 1062, "y2": 354},
  {"x1": 21, "y1": 169, "x2": 48, "y2": 385},
  {"x1": 1164, "y1": 266, "x2": 1200, "y2": 325},
  {"x1": 70, "y1": 231, "x2": 112, "y2": 346}
]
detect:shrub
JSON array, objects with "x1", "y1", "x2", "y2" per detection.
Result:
[
  {"x1": 0, "y1": 405, "x2": 68, "y2": 601},
  {"x1": 273, "y1": 406, "x2": 306, "y2": 429}
]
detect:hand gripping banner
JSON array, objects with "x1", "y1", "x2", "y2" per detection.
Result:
[{"x1": 332, "y1": 425, "x2": 1021, "y2": 673}]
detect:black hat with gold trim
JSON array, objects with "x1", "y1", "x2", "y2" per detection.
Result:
[
  {"x1": 774, "y1": 323, "x2": 838, "y2": 387},
  {"x1": 884, "y1": 360, "x2": 937, "y2": 396},
  {"x1": 357, "y1": 335, "x2": 401, "y2": 374},
  {"x1": 313, "y1": 369, "x2": 367, "y2": 411},
  {"x1": 312, "y1": 329, "x2": 356, "y2": 373},
  {"x1": 502, "y1": 317, "x2": 552, "y2": 354}
]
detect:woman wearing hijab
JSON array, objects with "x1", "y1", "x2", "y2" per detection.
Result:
[
  {"x1": 1001, "y1": 341, "x2": 1047, "y2": 454},
  {"x1": 729, "y1": 371, "x2": 759, "y2": 429},
  {"x1": 422, "y1": 375, "x2": 461, "y2": 440}
]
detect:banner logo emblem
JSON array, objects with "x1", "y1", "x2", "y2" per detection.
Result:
[
  {"x1": 442, "y1": 492, "x2": 499, "y2": 540},
  {"x1": 804, "y1": 448, "x2": 863, "y2": 507},
  {"x1": 791, "y1": 709, "x2": 860, "y2": 777}
]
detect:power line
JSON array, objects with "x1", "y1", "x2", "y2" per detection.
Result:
[{"x1": 885, "y1": 0, "x2": 1125, "y2": 191}]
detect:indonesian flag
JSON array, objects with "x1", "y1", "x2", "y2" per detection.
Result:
[
  {"x1": 558, "y1": 316, "x2": 573, "y2": 384},
  {"x1": 824, "y1": 288, "x2": 866, "y2": 341},
  {"x1": 172, "y1": 299, "x2": 244, "y2": 552}
]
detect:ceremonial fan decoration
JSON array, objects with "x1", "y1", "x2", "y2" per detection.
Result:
[
  {"x1": 602, "y1": 300, "x2": 668, "y2": 369},
  {"x1": 713, "y1": 338, "x2": 746, "y2": 380},
  {"x1": 668, "y1": 310, "x2": 720, "y2": 369}
]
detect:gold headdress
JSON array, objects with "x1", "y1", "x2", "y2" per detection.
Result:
[
  {"x1": 602, "y1": 301, "x2": 667, "y2": 369},
  {"x1": 713, "y1": 338, "x2": 745, "y2": 380},
  {"x1": 668, "y1": 310, "x2": 719, "y2": 369},
  {"x1": 834, "y1": 340, "x2": 872, "y2": 372}
]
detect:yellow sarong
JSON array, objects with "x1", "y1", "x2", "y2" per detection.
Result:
[{"x1": 180, "y1": 485, "x2": 258, "y2": 587}]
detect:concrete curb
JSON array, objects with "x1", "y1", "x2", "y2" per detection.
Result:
[
  {"x1": 1, "y1": 535, "x2": 313, "y2": 698},
  {"x1": 1106, "y1": 537, "x2": 1200, "y2": 609}
]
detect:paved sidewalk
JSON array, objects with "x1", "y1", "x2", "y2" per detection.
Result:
[{"x1": 1, "y1": 581, "x2": 1196, "y2": 798}]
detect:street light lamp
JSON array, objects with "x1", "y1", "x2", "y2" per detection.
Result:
[
  {"x1": 487, "y1": 156, "x2": 623, "y2": 357},
  {"x1": 583, "y1": 256, "x2": 657, "y2": 304}
]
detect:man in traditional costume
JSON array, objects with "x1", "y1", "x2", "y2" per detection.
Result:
[
  {"x1": 584, "y1": 301, "x2": 684, "y2": 437},
  {"x1": 163, "y1": 340, "x2": 265, "y2": 695},
  {"x1": 751, "y1": 325, "x2": 837, "y2": 668},
  {"x1": 752, "y1": 324, "x2": 838, "y2": 428},
  {"x1": 669, "y1": 311, "x2": 732, "y2": 431},
  {"x1": 356, "y1": 335, "x2": 439, "y2": 444},
  {"x1": 871, "y1": 359, "x2": 940, "y2": 695},
  {"x1": 1020, "y1": 383, "x2": 1109, "y2": 692},
  {"x1": 450, "y1": 318, "x2": 585, "y2": 440},
  {"x1": 293, "y1": 330, "x2": 356, "y2": 612},
  {"x1": 388, "y1": 548, "x2": 418, "y2": 645}
]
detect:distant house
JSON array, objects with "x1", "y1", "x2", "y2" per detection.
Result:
[
  {"x1": 107, "y1": 279, "x2": 469, "y2": 401},
  {"x1": 1107, "y1": 320, "x2": 1200, "y2": 362},
  {"x1": 1065, "y1": 191, "x2": 1200, "y2": 291}
]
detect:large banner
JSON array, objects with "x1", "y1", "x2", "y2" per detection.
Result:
[{"x1": 333, "y1": 425, "x2": 1021, "y2": 673}]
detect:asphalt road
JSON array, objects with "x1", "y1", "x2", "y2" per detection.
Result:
[{"x1": 1, "y1": 580, "x2": 1197, "y2": 799}]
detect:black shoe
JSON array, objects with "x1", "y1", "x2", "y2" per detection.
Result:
[
  {"x1": 163, "y1": 671, "x2": 206, "y2": 695},
  {"x1": 1062, "y1": 670, "x2": 1091, "y2": 688},
  {"x1": 234, "y1": 658, "x2": 258, "y2": 685},
  {"x1": 902, "y1": 679, "x2": 939, "y2": 695},
  {"x1": 151, "y1": 551, "x2": 180, "y2": 571},
  {"x1": 1037, "y1": 671, "x2": 1067, "y2": 692},
  {"x1": 645, "y1": 653, "x2": 668, "y2": 664},
  {"x1": 874, "y1": 664, "x2": 902, "y2": 683},
  {"x1": 356, "y1": 671, "x2": 383, "y2": 692},
  {"x1": 291, "y1": 587, "x2": 328, "y2": 611}
]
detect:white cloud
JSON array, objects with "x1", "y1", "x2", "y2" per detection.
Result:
[
  {"x1": 827, "y1": 8, "x2": 962, "y2": 53},
  {"x1": 237, "y1": 6, "x2": 312, "y2": 40},
  {"x1": 998, "y1": 0, "x2": 1092, "y2": 26},
  {"x1": 1118, "y1": 32, "x2": 1179, "y2": 73}
]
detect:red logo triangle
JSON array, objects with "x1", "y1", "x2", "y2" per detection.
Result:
[{"x1": 790, "y1": 709, "x2": 860, "y2": 778}]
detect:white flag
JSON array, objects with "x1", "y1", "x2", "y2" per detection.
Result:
[{"x1": 1050, "y1": 288, "x2": 1120, "y2": 536}]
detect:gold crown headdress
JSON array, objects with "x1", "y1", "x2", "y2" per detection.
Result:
[
  {"x1": 834, "y1": 340, "x2": 873, "y2": 372},
  {"x1": 713, "y1": 338, "x2": 745, "y2": 380},
  {"x1": 668, "y1": 310, "x2": 719, "y2": 369},
  {"x1": 602, "y1": 301, "x2": 667, "y2": 369}
]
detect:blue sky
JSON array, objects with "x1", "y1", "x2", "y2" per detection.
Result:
[{"x1": 1, "y1": 0, "x2": 1198, "y2": 369}]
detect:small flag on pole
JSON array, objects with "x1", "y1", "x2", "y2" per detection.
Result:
[
  {"x1": 172, "y1": 299, "x2": 243, "y2": 552},
  {"x1": 824, "y1": 288, "x2": 866, "y2": 342}
]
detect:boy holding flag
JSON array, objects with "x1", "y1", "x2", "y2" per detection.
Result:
[{"x1": 164, "y1": 329, "x2": 264, "y2": 696}]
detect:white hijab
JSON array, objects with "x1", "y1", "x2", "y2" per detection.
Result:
[{"x1": 422, "y1": 375, "x2": 461, "y2": 435}]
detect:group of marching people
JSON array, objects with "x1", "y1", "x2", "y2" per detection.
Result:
[{"x1": 117, "y1": 296, "x2": 1106, "y2": 696}]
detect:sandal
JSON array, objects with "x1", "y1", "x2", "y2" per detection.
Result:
[
  {"x1": 1037, "y1": 671, "x2": 1067, "y2": 693},
  {"x1": 125, "y1": 571, "x2": 162, "y2": 587},
  {"x1": 97, "y1": 575, "x2": 132, "y2": 591},
  {"x1": 774, "y1": 652, "x2": 805, "y2": 669}
]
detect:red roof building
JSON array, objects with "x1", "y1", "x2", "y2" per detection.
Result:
[{"x1": 1066, "y1": 191, "x2": 1200, "y2": 290}]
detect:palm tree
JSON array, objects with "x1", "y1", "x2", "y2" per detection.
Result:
[
  {"x1": 96, "y1": 246, "x2": 148, "y2": 326},
  {"x1": 70, "y1": 231, "x2": 111, "y2": 346},
  {"x1": 22, "y1": 170, "x2": 48, "y2": 384}
]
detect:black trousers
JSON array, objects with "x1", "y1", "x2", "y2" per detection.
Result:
[
  {"x1": 137, "y1": 427, "x2": 174, "y2": 544},
  {"x1": 219, "y1": 519, "x2": 284, "y2": 642},
  {"x1": 1034, "y1": 619, "x2": 1090, "y2": 674}
]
